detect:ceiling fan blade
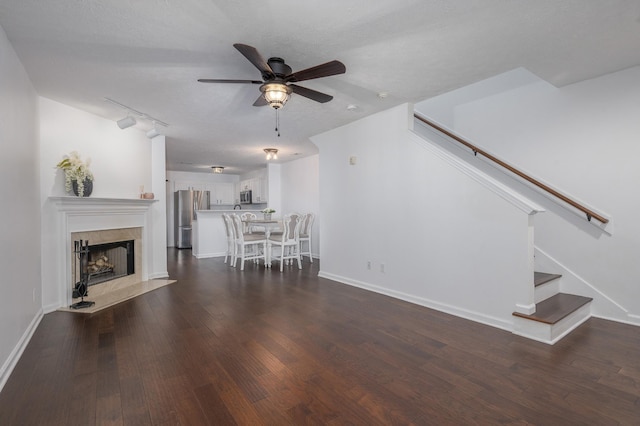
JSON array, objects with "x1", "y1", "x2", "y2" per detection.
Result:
[
  {"x1": 233, "y1": 43, "x2": 274, "y2": 79},
  {"x1": 286, "y1": 60, "x2": 346, "y2": 82},
  {"x1": 253, "y1": 95, "x2": 268, "y2": 107},
  {"x1": 198, "y1": 79, "x2": 263, "y2": 84},
  {"x1": 290, "y1": 84, "x2": 333, "y2": 103}
]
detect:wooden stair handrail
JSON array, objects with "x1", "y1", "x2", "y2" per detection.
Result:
[{"x1": 414, "y1": 114, "x2": 609, "y2": 224}]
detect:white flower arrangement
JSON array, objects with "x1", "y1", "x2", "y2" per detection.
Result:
[
  {"x1": 56, "y1": 151, "x2": 94, "y2": 196},
  {"x1": 262, "y1": 208, "x2": 276, "y2": 214}
]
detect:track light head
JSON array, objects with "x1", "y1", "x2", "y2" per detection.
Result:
[
  {"x1": 146, "y1": 128, "x2": 160, "y2": 138},
  {"x1": 117, "y1": 116, "x2": 136, "y2": 129}
]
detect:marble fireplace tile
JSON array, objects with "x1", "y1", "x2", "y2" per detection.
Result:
[{"x1": 59, "y1": 279, "x2": 177, "y2": 314}]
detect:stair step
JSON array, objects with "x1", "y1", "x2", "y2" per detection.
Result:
[
  {"x1": 513, "y1": 293, "x2": 592, "y2": 325},
  {"x1": 534, "y1": 272, "x2": 562, "y2": 287}
]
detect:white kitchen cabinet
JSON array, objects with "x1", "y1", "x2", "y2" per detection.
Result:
[
  {"x1": 174, "y1": 181, "x2": 235, "y2": 205},
  {"x1": 252, "y1": 177, "x2": 268, "y2": 203},
  {"x1": 238, "y1": 176, "x2": 268, "y2": 203},
  {"x1": 210, "y1": 182, "x2": 235, "y2": 205},
  {"x1": 233, "y1": 182, "x2": 240, "y2": 203},
  {"x1": 174, "y1": 181, "x2": 205, "y2": 191}
]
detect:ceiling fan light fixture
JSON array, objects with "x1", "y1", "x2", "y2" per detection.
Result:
[
  {"x1": 211, "y1": 166, "x2": 224, "y2": 174},
  {"x1": 264, "y1": 148, "x2": 278, "y2": 160},
  {"x1": 261, "y1": 82, "x2": 292, "y2": 109}
]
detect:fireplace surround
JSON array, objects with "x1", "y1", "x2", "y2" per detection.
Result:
[{"x1": 49, "y1": 196, "x2": 156, "y2": 309}]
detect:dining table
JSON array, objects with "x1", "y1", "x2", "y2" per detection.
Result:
[{"x1": 244, "y1": 219, "x2": 281, "y2": 267}]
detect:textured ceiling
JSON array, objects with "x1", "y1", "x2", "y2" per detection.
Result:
[{"x1": 1, "y1": 0, "x2": 639, "y2": 174}]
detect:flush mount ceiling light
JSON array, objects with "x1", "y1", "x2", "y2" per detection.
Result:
[
  {"x1": 117, "y1": 115, "x2": 137, "y2": 129},
  {"x1": 260, "y1": 82, "x2": 292, "y2": 110},
  {"x1": 264, "y1": 148, "x2": 278, "y2": 160},
  {"x1": 211, "y1": 166, "x2": 224, "y2": 174}
]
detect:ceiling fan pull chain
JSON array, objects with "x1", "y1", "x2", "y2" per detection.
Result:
[{"x1": 275, "y1": 109, "x2": 281, "y2": 137}]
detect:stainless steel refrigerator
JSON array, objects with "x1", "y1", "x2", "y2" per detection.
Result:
[{"x1": 174, "y1": 190, "x2": 210, "y2": 248}]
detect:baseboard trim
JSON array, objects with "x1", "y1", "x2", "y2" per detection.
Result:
[
  {"x1": 43, "y1": 302, "x2": 60, "y2": 314},
  {"x1": 0, "y1": 308, "x2": 44, "y2": 393},
  {"x1": 194, "y1": 252, "x2": 225, "y2": 259},
  {"x1": 593, "y1": 313, "x2": 640, "y2": 327},
  {"x1": 148, "y1": 271, "x2": 169, "y2": 279},
  {"x1": 318, "y1": 271, "x2": 512, "y2": 332}
]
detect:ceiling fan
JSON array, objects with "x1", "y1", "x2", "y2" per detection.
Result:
[{"x1": 198, "y1": 44, "x2": 346, "y2": 109}]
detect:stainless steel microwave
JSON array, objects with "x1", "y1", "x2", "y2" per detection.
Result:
[{"x1": 240, "y1": 190, "x2": 252, "y2": 204}]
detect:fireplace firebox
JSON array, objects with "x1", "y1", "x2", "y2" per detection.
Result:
[{"x1": 72, "y1": 239, "x2": 135, "y2": 297}]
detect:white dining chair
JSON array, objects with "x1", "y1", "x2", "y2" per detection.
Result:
[
  {"x1": 231, "y1": 214, "x2": 266, "y2": 270},
  {"x1": 298, "y1": 212, "x2": 314, "y2": 263},
  {"x1": 222, "y1": 213, "x2": 236, "y2": 265},
  {"x1": 267, "y1": 212, "x2": 298, "y2": 239},
  {"x1": 268, "y1": 214, "x2": 302, "y2": 272},
  {"x1": 240, "y1": 212, "x2": 258, "y2": 233}
]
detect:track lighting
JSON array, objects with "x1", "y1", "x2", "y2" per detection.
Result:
[
  {"x1": 264, "y1": 148, "x2": 278, "y2": 160},
  {"x1": 146, "y1": 127, "x2": 160, "y2": 139},
  {"x1": 105, "y1": 97, "x2": 169, "y2": 132},
  {"x1": 117, "y1": 115, "x2": 136, "y2": 129}
]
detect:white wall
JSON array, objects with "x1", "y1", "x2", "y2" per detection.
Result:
[
  {"x1": 312, "y1": 104, "x2": 535, "y2": 330},
  {"x1": 0, "y1": 24, "x2": 41, "y2": 391},
  {"x1": 40, "y1": 97, "x2": 152, "y2": 199},
  {"x1": 280, "y1": 155, "x2": 320, "y2": 258},
  {"x1": 416, "y1": 67, "x2": 640, "y2": 322},
  {"x1": 266, "y1": 163, "x2": 281, "y2": 214},
  {"x1": 150, "y1": 135, "x2": 168, "y2": 278},
  {"x1": 167, "y1": 170, "x2": 240, "y2": 188},
  {"x1": 39, "y1": 98, "x2": 162, "y2": 309}
]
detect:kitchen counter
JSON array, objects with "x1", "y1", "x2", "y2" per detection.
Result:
[{"x1": 196, "y1": 209, "x2": 264, "y2": 213}]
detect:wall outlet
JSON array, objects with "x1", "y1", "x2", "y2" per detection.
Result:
[
  {"x1": 380, "y1": 263, "x2": 385, "y2": 273},
  {"x1": 367, "y1": 260, "x2": 371, "y2": 270}
]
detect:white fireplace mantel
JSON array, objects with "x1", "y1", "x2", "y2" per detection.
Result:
[
  {"x1": 50, "y1": 196, "x2": 157, "y2": 209},
  {"x1": 48, "y1": 196, "x2": 157, "y2": 310}
]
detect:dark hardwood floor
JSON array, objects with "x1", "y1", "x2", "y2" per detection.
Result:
[{"x1": 1, "y1": 249, "x2": 639, "y2": 425}]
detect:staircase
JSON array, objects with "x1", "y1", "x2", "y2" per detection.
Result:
[{"x1": 512, "y1": 272, "x2": 592, "y2": 344}]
